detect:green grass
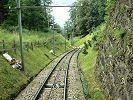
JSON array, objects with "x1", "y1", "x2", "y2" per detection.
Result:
[
  {"x1": 79, "y1": 48, "x2": 105, "y2": 100},
  {"x1": 73, "y1": 34, "x2": 93, "y2": 47},
  {"x1": 0, "y1": 27, "x2": 70, "y2": 100},
  {"x1": 0, "y1": 47, "x2": 62, "y2": 100},
  {"x1": 0, "y1": 27, "x2": 56, "y2": 42},
  {"x1": 72, "y1": 23, "x2": 106, "y2": 100}
]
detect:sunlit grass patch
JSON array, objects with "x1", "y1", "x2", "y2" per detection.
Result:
[{"x1": 79, "y1": 48, "x2": 105, "y2": 100}]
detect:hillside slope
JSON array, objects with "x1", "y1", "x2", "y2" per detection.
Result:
[{"x1": 0, "y1": 28, "x2": 70, "y2": 100}]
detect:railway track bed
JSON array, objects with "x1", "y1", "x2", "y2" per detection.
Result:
[{"x1": 15, "y1": 49, "x2": 85, "y2": 100}]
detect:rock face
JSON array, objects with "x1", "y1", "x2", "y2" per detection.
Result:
[
  {"x1": 95, "y1": 0, "x2": 133, "y2": 100},
  {"x1": 109, "y1": 0, "x2": 133, "y2": 30}
]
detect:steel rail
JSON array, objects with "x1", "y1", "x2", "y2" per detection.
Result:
[
  {"x1": 46, "y1": 55, "x2": 68, "y2": 100},
  {"x1": 46, "y1": 49, "x2": 78, "y2": 100},
  {"x1": 63, "y1": 49, "x2": 79, "y2": 100},
  {"x1": 32, "y1": 49, "x2": 75, "y2": 100}
]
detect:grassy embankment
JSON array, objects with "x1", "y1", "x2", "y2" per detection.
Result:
[
  {"x1": 0, "y1": 27, "x2": 70, "y2": 100},
  {"x1": 74, "y1": 24, "x2": 106, "y2": 100}
]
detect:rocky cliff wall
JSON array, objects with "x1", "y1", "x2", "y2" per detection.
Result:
[
  {"x1": 95, "y1": 0, "x2": 133, "y2": 100},
  {"x1": 109, "y1": 0, "x2": 133, "y2": 31}
]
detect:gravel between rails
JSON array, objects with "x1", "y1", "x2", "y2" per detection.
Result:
[
  {"x1": 15, "y1": 52, "x2": 69, "y2": 100},
  {"x1": 67, "y1": 51, "x2": 86, "y2": 100},
  {"x1": 37, "y1": 50, "x2": 76, "y2": 100},
  {"x1": 38, "y1": 88, "x2": 64, "y2": 100}
]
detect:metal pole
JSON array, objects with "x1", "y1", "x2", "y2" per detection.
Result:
[
  {"x1": 65, "y1": 32, "x2": 66, "y2": 52},
  {"x1": 17, "y1": 0, "x2": 24, "y2": 71},
  {"x1": 64, "y1": 30, "x2": 66, "y2": 52},
  {"x1": 65, "y1": 24, "x2": 68, "y2": 52},
  {"x1": 71, "y1": 24, "x2": 73, "y2": 46},
  {"x1": 53, "y1": 23, "x2": 55, "y2": 52}
]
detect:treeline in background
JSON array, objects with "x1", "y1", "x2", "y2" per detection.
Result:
[
  {"x1": 0, "y1": 0, "x2": 61, "y2": 33},
  {"x1": 64, "y1": 0, "x2": 113, "y2": 37}
]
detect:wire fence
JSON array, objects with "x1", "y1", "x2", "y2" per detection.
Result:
[{"x1": 0, "y1": 38, "x2": 53, "y2": 54}]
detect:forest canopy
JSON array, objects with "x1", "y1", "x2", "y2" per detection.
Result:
[
  {"x1": 0, "y1": 0, "x2": 61, "y2": 32},
  {"x1": 64, "y1": 0, "x2": 109, "y2": 37}
]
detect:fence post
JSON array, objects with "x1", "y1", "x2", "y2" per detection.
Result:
[
  {"x1": 31, "y1": 42, "x2": 33, "y2": 50},
  {"x1": 43, "y1": 41, "x2": 45, "y2": 47},
  {"x1": 2, "y1": 40, "x2": 5, "y2": 53},
  {"x1": 34, "y1": 41, "x2": 36, "y2": 47},
  {"x1": 26, "y1": 42, "x2": 29, "y2": 51},
  {"x1": 13, "y1": 40, "x2": 17, "y2": 53},
  {"x1": 38, "y1": 41, "x2": 40, "y2": 47}
]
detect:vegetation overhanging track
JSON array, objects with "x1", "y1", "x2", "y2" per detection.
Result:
[{"x1": 32, "y1": 49, "x2": 79, "y2": 100}]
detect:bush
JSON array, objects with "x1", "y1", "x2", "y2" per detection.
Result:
[
  {"x1": 82, "y1": 47, "x2": 88, "y2": 54},
  {"x1": 113, "y1": 28, "x2": 126, "y2": 39},
  {"x1": 82, "y1": 41, "x2": 89, "y2": 54},
  {"x1": 87, "y1": 40, "x2": 92, "y2": 47},
  {"x1": 84, "y1": 41, "x2": 88, "y2": 49}
]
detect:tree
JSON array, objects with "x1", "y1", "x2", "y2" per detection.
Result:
[
  {"x1": 69, "y1": 0, "x2": 107, "y2": 36},
  {"x1": 64, "y1": 20, "x2": 73, "y2": 40},
  {"x1": 0, "y1": 0, "x2": 8, "y2": 24},
  {"x1": 22, "y1": 0, "x2": 52, "y2": 31},
  {"x1": 0, "y1": 0, "x2": 17, "y2": 26},
  {"x1": 53, "y1": 23, "x2": 62, "y2": 33},
  {"x1": 0, "y1": 0, "x2": 53, "y2": 32}
]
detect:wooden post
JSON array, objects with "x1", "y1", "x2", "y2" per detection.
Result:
[
  {"x1": 31, "y1": 42, "x2": 33, "y2": 50},
  {"x1": 38, "y1": 41, "x2": 40, "y2": 47},
  {"x1": 27, "y1": 42, "x2": 29, "y2": 51},
  {"x1": 43, "y1": 41, "x2": 45, "y2": 47},
  {"x1": 13, "y1": 40, "x2": 17, "y2": 53},
  {"x1": 2, "y1": 40, "x2": 5, "y2": 53},
  {"x1": 34, "y1": 41, "x2": 36, "y2": 47}
]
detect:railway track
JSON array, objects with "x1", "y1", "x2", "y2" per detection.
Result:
[
  {"x1": 15, "y1": 49, "x2": 86, "y2": 100},
  {"x1": 33, "y1": 49, "x2": 78, "y2": 100}
]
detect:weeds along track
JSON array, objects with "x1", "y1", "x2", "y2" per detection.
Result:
[{"x1": 15, "y1": 49, "x2": 79, "y2": 100}]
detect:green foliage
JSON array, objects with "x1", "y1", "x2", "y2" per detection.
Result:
[
  {"x1": 66, "y1": 0, "x2": 107, "y2": 36},
  {"x1": 82, "y1": 41, "x2": 89, "y2": 54},
  {"x1": 84, "y1": 41, "x2": 88, "y2": 49},
  {"x1": 0, "y1": 0, "x2": 56, "y2": 32},
  {"x1": 113, "y1": 28, "x2": 126, "y2": 39},
  {"x1": 89, "y1": 23, "x2": 106, "y2": 49},
  {"x1": 2, "y1": 0, "x2": 17, "y2": 26},
  {"x1": 64, "y1": 20, "x2": 73, "y2": 40},
  {"x1": 53, "y1": 23, "x2": 62, "y2": 33},
  {"x1": 82, "y1": 47, "x2": 88, "y2": 55},
  {"x1": 104, "y1": 0, "x2": 115, "y2": 21},
  {"x1": 87, "y1": 40, "x2": 92, "y2": 47},
  {"x1": 82, "y1": 42, "x2": 88, "y2": 55}
]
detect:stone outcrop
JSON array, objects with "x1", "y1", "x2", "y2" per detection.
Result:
[{"x1": 95, "y1": 0, "x2": 133, "y2": 100}]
